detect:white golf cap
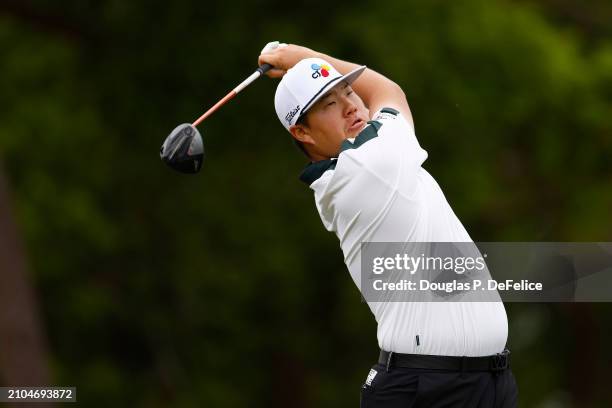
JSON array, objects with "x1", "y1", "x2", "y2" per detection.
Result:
[{"x1": 274, "y1": 57, "x2": 366, "y2": 131}]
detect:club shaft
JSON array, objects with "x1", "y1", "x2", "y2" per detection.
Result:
[
  {"x1": 191, "y1": 65, "x2": 271, "y2": 127},
  {"x1": 192, "y1": 91, "x2": 236, "y2": 127}
]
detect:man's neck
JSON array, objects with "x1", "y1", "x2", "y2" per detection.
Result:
[{"x1": 309, "y1": 152, "x2": 331, "y2": 162}]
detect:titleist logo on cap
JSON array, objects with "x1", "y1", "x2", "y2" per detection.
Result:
[{"x1": 285, "y1": 105, "x2": 300, "y2": 124}]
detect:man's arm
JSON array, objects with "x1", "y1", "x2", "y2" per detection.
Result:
[{"x1": 258, "y1": 44, "x2": 414, "y2": 126}]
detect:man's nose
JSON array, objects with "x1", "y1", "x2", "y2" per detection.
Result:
[{"x1": 342, "y1": 97, "x2": 357, "y2": 116}]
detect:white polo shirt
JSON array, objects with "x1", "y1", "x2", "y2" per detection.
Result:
[{"x1": 300, "y1": 107, "x2": 508, "y2": 357}]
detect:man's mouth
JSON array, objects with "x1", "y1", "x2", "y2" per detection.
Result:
[{"x1": 347, "y1": 118, "x2": 365, "y2": 133}]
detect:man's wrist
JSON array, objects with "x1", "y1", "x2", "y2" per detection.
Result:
[{"x1": 298, "y1": 47, "x2": 323, "y2": 66}]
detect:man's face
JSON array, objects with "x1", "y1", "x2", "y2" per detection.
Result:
[{"x1": 290, "y1": 82, "x2": 370, "y2": 160}]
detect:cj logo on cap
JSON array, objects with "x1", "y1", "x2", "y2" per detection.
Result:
[{"x1": 311, "y1": 63, "x2": 330, "y2": 79}]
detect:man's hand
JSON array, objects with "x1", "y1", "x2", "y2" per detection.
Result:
[{"x1": 258, "y1": 43, "x2": 318, "y2": 78}]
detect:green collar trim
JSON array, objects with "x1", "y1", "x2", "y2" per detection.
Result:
[
  {"x1": 299, "y1": 120, "x2": 383, "y2": 185},
  {"x1": 380, "y1": 107, "x2": 399, "y2": 115},
  {"x1": 299, "y1": 159, "x2": 338, "y2": 185},
  {"x1": 340, "y1": 120, "x2": 382, "y2": 152}
]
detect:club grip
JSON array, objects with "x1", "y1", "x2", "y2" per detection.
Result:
[{"x1": 257, "y1": 63, "x2": 273, "y2": 75}]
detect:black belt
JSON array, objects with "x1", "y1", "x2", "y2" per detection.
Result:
[{"x1": 378, "y1": 349, "x2": 510, "y2": 373}]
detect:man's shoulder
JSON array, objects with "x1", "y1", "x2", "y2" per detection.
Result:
[{"x1": 298, "y1": 107, "x2": 418, "y2": 187}]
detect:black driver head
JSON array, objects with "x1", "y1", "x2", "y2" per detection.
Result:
[{"x1": 160, "y1": 123, "x2": 204, "y2": 174}]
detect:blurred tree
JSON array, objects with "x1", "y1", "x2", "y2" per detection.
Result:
[
  {"x1": 524, "y1": 0, "x2": 612, "y2": 44},
  {"x1": 0, "y1": 161, "x2": 51, "y2": 390}
]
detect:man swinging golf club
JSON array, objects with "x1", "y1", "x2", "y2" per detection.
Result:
[{"x1": 259, "y1": 43, "x2": 518, "y2": 407}]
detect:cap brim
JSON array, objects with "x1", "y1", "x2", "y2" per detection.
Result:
[{"x1": 297, "y1": 65, "x2": 367, "y2": 122}]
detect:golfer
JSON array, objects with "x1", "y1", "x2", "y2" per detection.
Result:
[{"x1": 259, "y1": 43, "x2": 518, "y2": 407}]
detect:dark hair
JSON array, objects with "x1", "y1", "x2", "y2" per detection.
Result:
[{"x1": 293, "y1": 113, "x2": 311, "y2": 158}]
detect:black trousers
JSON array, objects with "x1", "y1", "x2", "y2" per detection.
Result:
[{"x1": 360, "y1": 363, "x2": 518, "y2": 408}]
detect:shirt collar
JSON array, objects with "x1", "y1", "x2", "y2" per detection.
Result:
[{"x1": 298, "y1": 120, "x2": 383, "y2": 185}]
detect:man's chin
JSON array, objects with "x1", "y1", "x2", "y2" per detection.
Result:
[{"x1": 346, "y1": 124, "x2": 367, "y2": 138}]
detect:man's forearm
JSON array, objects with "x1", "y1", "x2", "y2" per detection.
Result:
[
  {"x1": 259, "y1": 43, "x2": 413, "y2": 122},
  {"x1": 312, "y1": 50, "x2": 402, "y2": 108},
  {"x1": 312, "y1": 50, "x2": 412, "y2": 122}
]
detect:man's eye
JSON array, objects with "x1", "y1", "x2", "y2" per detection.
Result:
[
  {"x1": 347, "y1": 90, "x2": 353, "y2": 96},
  {"x1": 326, "y1": 101, "x2": 336, "y2": 106}
]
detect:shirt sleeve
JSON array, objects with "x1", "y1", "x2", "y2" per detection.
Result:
[{"x1": 371, "y1": 107, "x2": 419, "y2": 149}]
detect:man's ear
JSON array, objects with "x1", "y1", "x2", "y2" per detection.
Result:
[{"x1": 289, "y1": 124, "x2": 315, "y2": 145}]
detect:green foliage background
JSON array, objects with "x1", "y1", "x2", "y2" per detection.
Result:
[{"x1": 1, "y1": 0, "x2": 611, "y2": 406}]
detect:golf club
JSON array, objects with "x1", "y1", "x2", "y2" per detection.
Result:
[{"x1": 160, "y1": 63, "x2": 273, "y2": 173}]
